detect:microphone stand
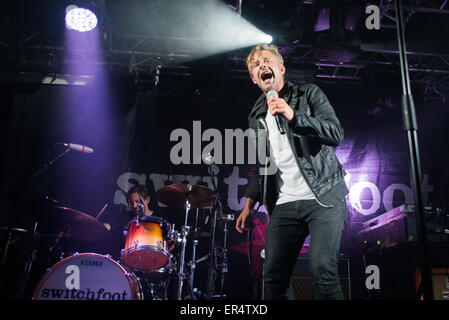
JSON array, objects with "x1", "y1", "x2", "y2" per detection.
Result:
[
  {"x1": 394, "y1": 0, "x2": 433, "y2": 300},
  {"x1": 0, "y1": 148, "x2": 71, "y2": 202},
  {"x1": 206, "y1": 164, "x2": 220, "y2": 300},
  {"x1": 177, "y1": 199, "x2": 191, "y2": 300}
]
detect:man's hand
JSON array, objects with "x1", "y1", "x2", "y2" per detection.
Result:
[
  {"x1": 236, "y1": 206, "x2": 252, "y2": 234},
  {"x1": 267, "y1": 97, "x2": 294, "y2": 122}
]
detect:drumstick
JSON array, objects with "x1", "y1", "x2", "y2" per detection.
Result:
[{"x1": 95, "y1": 204, "x2": 108, "y2": 220}]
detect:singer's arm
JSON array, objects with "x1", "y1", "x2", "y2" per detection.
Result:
[
  {"x1": 238, "y1": 148, "x2": 262, "y2": 231},
  {"x1": 236, "y1": 117, "x2": 262, "y2": 233},
  {"x1": 287, "y1": 84, "x2": 344, "y2": 147}
]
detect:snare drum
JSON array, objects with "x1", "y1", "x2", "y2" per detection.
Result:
[
  {"x1": 32, "y1": 253, "x2": 142, "y2": 300},
  {"x1": 121, "y1": 215, "x2": 171, "y2": 271}
]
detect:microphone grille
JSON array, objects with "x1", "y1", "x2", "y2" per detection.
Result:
[
  {"x1": 202, "y1": 152, "x2": 214, "y2": 165},
  {"x1": 267, "y1": 90, "x2": 278, "y2": 100}
]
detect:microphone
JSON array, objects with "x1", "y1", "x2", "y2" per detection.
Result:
[
  {"x1": 267, "y1": 89, "x2": 285, "y2": 135},
  {"x1": 202, "y1": 152, "x2": 214, "y2": 165},
  {"x1": 63, "y1": 143, "x2": 93, "y2": 153},
  {"x1": 137, "y1": 201, "x2": 145, "y2": 218}
]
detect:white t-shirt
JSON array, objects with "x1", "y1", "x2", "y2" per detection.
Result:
[{"x1": 265, "y1": 112, "x2": 316, "y2": 205}]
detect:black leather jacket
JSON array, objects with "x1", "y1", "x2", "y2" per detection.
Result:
[{"x1": 245, "y1": 81, "x2": 349, "y2": 215}]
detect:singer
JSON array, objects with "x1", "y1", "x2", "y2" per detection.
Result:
[{"x1": 235, "y1": 44, "x2": 349, "y2": 300}]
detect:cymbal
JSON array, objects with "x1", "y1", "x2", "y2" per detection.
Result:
[
  {"x1": 0, "y1": 227, "x2": 28, "y2": 234},
  {"x1": 26, "y1": 195, "x2": 65, "y2": 208},
  {"x1": 155, "y1": 184, "x2": 215, "y2": 209},
  {"x1": 39, "y1": 206, "x2": 110, "y2": 242}
]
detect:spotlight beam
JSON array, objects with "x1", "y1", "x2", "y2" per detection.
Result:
[{"x1": 116, "y1": 0, "x2": 272, "y2": 62}]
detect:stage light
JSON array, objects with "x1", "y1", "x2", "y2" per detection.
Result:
[{"x1": 65, "y1": 5, "x2": 98, "y2": 32}]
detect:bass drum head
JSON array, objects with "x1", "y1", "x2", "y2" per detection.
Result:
[{"x1": 32, "y1": 253, "x2": 142, "y2": 300}]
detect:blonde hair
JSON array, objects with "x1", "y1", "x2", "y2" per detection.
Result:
[{"x1": 246, "y1": 43, "x2": 284, "y2": 75}]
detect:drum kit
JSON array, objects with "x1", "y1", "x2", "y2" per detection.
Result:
[{"x1": 3, "y1": 183, "x2": 234, "y2": 300}]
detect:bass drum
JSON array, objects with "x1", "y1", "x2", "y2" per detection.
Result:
[{"x1": 32, "y1": 253, "x2": 143, "y2": 300}]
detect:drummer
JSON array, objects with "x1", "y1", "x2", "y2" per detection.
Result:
[
  {"x1": 126, "y1": 184, "x2": 154, "y2": 218},
  {"x1": 101, "y1": 185, "x2": 175, "y2": 258},
  {"x1": 103, "y1": 185, "x2": 153, "y2": 234}
]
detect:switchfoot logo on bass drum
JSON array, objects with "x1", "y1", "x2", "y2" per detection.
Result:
[
  {"x1": 40, "y1": 288, "x2": 129, "y2": 300},
  {"x1": 33, "y1": 253, "x2": 141, "y2": 300}
]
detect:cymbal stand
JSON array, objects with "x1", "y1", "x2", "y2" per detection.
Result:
[
  {"x1": 177, "y1": 199, "x2": 191, "y2": 300},
  {"x1": 206, "y1": 202, "x2": 220, "y2": 299},
  {"x1": 209, "y1": 213, "x2": 234, "y2": 299},
  {"x1": 16, "y1": 222, "x2": 39, "y2": 299},
  {"x1": 206, "y1": 163, "x2": 221, "y2": 300},
  {"x1": 219, "y1": 216, "x2": 230, "y2": 298},
  {"x1": 187, "y1": 208, "x2": 200, "y2": 299},
  {"x1": 187, "y1": 239, "x2": 199, "y2": 299},
  {"x1": 1, "y1": 227, "x2": 28, "y2": 268}
]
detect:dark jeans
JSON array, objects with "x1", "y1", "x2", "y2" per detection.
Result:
[{"x1": 263, "y1": 198, "x2": 347, "y2": 300}]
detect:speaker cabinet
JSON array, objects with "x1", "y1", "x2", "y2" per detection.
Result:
[{"x1": 262, "y1": 256, "x2": 352, "y2": 300}]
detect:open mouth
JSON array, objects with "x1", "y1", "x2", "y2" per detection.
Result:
[{"x1": 261, "y1": 71, "x2": 273, "y2": 81}]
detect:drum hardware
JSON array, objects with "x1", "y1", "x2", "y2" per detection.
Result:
[
  {"x1": 138, "y1": 202, "x2": 145, "y2": 216},
  {"x1": 206, "y1": 168, "x2": 221, "y2": 300},
  {"x1": 177, "y1": 222, "x2": 191, "y2": 300},
  {"x1": 168, "y1": 224, "x2": 179, "y2": 243},
  {"x1": 1, "y1": 227, "x2": 29, "y2": 268},
  {"x1": 155, "y1": 183, "x2": 216, "y2": 300},
  {"x1": 16, "y1": 222, "x2": 39, "y2": 300},
  {"x1": 0, "y1": 148, "x2": 71, "y2": 296},
  {"x1": 217, "y1": 213, "x2": 234, "y2": 298},
  {"x1": 189, "y1": 209, "x2": 211, "y2": 240},
  {"x1": 48, "y1": 229, "x2": 67, "y2": 256},
  {"x1": 196, "y1": 253, "x2": 209, "y2": 264},
  {"x1": 185, "y1": 207, "x2": 201, "y2": 299},
  {"x1": 195, "y1": 155, "x2": 225, "y2": 300},
  {"x1": 10, "y1": 222, "x2": 67, "y2": 300},
  {"x1": 148, "y1": 283, "x2": 156, "y2": 299},
  {"x1": 137, "y1": 275, "x2": 169, "y2": 300},
  {"x1": 155, "y1": 183, "x2": 221, "y2": 300},
  {"x1": 186, "y1": 239, "x2": 199, "y2": 300}
]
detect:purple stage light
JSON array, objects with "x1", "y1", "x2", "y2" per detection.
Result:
[{"x1": 65, "y1": 5, "x2": 98, "y2": 32}]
